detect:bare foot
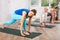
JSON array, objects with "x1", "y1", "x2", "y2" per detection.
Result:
[
  {"x1": 1, "y1": 24, "x2": 5, "y2": 29},
  {"x1": 21, "y1": 31, "x2": 26, "y2": 36},
  {"x1": 23, "y1": 31, "x2": 30, "y2": 35}
]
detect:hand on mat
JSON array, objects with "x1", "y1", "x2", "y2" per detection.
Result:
[
  {"x1": 40, "y1": 23, "x2": 45, "y2": 27},
  {"x1": 51, "y1": 21, "x2": 54, "y2": 24}
]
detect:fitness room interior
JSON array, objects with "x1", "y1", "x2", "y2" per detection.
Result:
[{"x1": 0, "y1": 0, "x2": 60, "y2": 40}]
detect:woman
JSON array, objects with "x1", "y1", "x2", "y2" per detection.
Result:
[
  {"x1": 2, "y1": 8, "x2": 37, "y2": 36},
  {"x1": 40, "y1": 8, "x2": 48, "y2": 27},
  {"x1": 50, "y1": 9, "x2": 55, "y2": 24}
]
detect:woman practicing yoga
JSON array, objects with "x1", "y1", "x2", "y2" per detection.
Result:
[{"x1": 2, "y1": 8, "x2": 37, "y2": 36}]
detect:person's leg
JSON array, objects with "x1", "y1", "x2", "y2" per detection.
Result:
[
  {"x1": 2, "y1": 11, "x2": 25, "y2": 36},
  {"x1": 4, "y1": 11, "x2": 18, "y2": 25},
  {"x1": 13, "y1": 13, "x2": 26, "y2": 36},
  {"x1": 13, "y1": 13, "x2": 27, "y2": 36},
  {"x1": 23, "y1": 19, "x2": 27, "y2": 30},
  {"x1": 2, "y1": 19, "x2": 17, "y2": 28},
  {"x1": 50, "y1": 16, "x2": 52, "y2": 23},
  {"x1": 51, "y1": 15, "x2": 55, "y2": 24},
  {"x1": 2, "y1": 12, "x2": 17, "y2": 28},
  {"x1": 22, "y1": 19, "x2": 30, "y2": 35},
  {"x1": 4, "y1": 19, "x2": 16, "y2": 24}
]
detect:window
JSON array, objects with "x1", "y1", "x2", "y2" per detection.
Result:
[
  {"x1": 51, "y1": 0, "x2": 58, "y2": 8},
  {"x1": 41, "y1": 0, "x2": 49, "y2": 6},
  {"x1": 31, "y1": 0, "x2": 39, "y2": 6}
]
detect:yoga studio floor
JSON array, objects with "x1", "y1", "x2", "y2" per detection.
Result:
[{"x1": 0, "y1": 21, "x2": 60, "y2": 40}]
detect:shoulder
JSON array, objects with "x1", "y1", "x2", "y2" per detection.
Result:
[{"x1": 22, "y1": 11, "x2": 27, "y2": 15}]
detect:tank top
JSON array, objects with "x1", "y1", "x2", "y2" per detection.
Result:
[{"x1": 15, "y1": 9, "x2": 30, "y2": 16}]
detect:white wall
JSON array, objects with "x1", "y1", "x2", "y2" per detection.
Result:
[
  {"x1": 29, "y1": 0, "x2": 52, "y2": 22},
  {"x1": 58, "y1": 2, "x2": 60, "y2": 20},
  {"x1": 0, "y1": 0, "x2": 29, "y2": 24},
  {"x1": 7, "y1": 0, "x2": 30, "y2": 20},
  {"x1": 0, "y1": 0, "x2": 9, "y2": 24},
  {"x1": 30, "y1": 0, "x2": 41, "y2": 19}
]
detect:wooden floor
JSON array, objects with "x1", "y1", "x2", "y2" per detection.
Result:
[{"x1": 0, "y1": 21, "x2": 60, "y2": 40}]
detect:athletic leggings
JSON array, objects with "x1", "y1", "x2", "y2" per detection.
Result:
[{"x1": 4, "y1": 12, "x2": 27, "y2": 30}]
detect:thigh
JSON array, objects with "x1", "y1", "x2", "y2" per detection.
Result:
[{"x1": 12, "y1": 12, "x2": 22, "y2": 20}]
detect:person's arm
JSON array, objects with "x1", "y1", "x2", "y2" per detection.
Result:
[
  {"x1": 27, "y1": 17, "x2": 32, "y2": 32},
  {"x1": 20, "y1": 11, "x2": 27, "y2": 30}
]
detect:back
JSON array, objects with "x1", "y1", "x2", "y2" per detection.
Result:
[{"x1": 15, "y1": 9, "x2": 30, "y2": 15}]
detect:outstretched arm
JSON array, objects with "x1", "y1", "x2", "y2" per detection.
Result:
[
  {"x1": 20, "y1": 11, "x2": 27, "y2": 31},
  {"x1": 27, "y1": 17, "x2": 32, "y2": 32}
]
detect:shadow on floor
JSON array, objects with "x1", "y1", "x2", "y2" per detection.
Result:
[
  {"x1": 55, "y1": 22, "x2": 60, "y2": 24},
  {"x1": 0, "y1": 27, "x2": 41, "y2": 39},
  {"x1": 31, "y1": 24, "x2": 40, "y2": 27},
  {"x1": 31, "y1": 24, "x2": 55, "y2": 28},
  {"x1": 29, "y1": 19, "x2": 55, "y2": 28},
  {"x1": 33, "y1": 19, "x2": 40, "y2": 23},
  {"x1": 45, "y1": 25, "x2": 55, "y2": 28}
]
